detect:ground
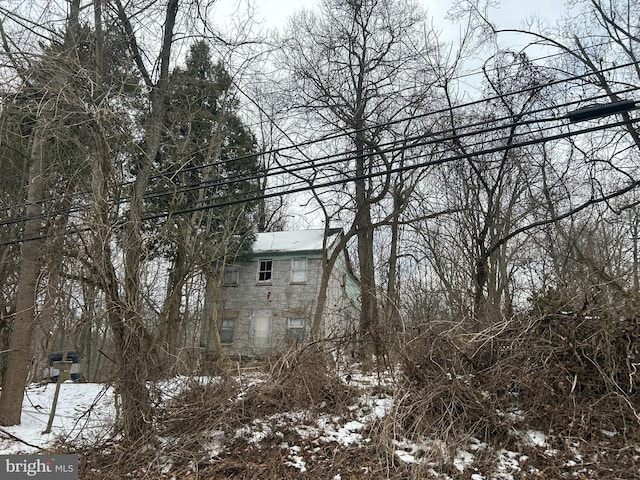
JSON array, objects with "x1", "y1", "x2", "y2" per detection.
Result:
[{"x1": 0, "y1": 358, "x2": 638, "y2": 479}]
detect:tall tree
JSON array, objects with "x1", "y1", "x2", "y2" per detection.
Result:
[
  {"x1": 93, "y1": 0, "x2": 180, "y2": 441},
  {"x1": 149, "y1": 40, "x2": 260, "y2": 369},
  {"x1": 481, "y1": 0, "x2": 640, "y2": 305},
  {"x1": 279, "y1": 0, "x2": 439, "y2": 360},
  {"x1": 430, "y1": 0, "x2": 640, "y2": 321},
  {"x1": 0, "y1": 0, "x2": 90, "y2": 424},
  {"x1": 441, "y1": 51, "x2": 553, "y2": 322},
  {"x1": 0, "y1": 117, "x2": 47, "y2": 425},
  {"x1": 0, "y1": 100, "x2": 31, "y2": 383}
]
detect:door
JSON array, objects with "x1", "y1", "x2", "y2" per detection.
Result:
[{"x1": 251, "y1": 311, "x2": 271, "y2": 351}]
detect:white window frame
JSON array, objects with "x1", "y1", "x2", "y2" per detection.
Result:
[
  {"x1": 290, "y1": 257, "x2": 307, "y2": 284},
  {"x1": 287, "y1": 317, "x2": 305, "y2": 342},
  {"x1": 257, "y1": 259, "x2": 273, "y2": 283}
]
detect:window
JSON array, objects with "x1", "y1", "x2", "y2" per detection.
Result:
[
  {"x1": 290, "y1": 258, "x2": 307, "y2": 283},
  {"x1": 220, "y1": 318, "x2": 235, "y2": 344},
  {"x1": 223, "y1": 266, "x2": 239, "y2": 286},
  {"x1": 287, "y1": 318, "x2": 305, "y2": 342},
  {"x1": 258, "y1": 259, "x2": 272, "y2": 283}
]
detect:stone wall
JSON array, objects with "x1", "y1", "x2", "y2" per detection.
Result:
[{"x1": 219, "y1": 254, "x2": 322, "y2": 356}]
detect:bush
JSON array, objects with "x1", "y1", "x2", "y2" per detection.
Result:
[{"x1": 395, "y1": 311, "x2": 640, "y2": 458}]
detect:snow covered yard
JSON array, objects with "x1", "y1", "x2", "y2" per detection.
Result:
[
  {"x1": 0, "y1": 357, "x2": 639, "y2": 479},
  {"x1": 0, "y1": 382, "x2": 114, "y2": 454}
]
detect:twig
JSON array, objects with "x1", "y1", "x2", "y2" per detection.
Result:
[{"x1": 0, "y1": 427, "x2": 43, "y2": 450}]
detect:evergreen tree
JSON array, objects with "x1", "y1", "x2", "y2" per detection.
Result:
[
  {"x1": 150, "y1": 41, "x2": 260, "y2": 255},
  {"x1": 148, "y1": 41, "x2": 261, "y2": 365}
]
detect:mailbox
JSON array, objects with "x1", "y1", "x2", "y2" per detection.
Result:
[{"x1": 44, "y1": 351, "x2": 81, "y2": 382}]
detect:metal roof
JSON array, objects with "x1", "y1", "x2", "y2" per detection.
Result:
[{"x1": 252, "y1": 229, "x2": 340, "y2": 254}]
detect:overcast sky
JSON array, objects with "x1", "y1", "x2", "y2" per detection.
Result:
[
  {"x1": 230, "y1": 0, "x2": 572, "y2": 228},
  {"x1": 248, "y1": 0, "x2": 569, "y2": 31}
]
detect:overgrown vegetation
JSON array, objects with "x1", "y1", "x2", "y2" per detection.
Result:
[
  {"x1": 38, "y1": 317, "x2": 637, "y2": 479},
  {"x1": 1, "y1": 0, "x2": 639, "y2": 477},
  {"x1": 398, "y1": 310, "x2": 640, "y2": 457},
  {"x1": 72, "y1": 346, "x2": 365, "y2": 479}
]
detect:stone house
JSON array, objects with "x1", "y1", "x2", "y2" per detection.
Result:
[{"x1": 217, "y1": 228, "x2": 360, "y2": 357}]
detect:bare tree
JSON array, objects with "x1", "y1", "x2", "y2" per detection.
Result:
[
  {"x1": 278, "y1": 0, "x2": 440, "y2": 360},
  {"x1": 0, "y1": 116, "x2": 47, "y2": 425},
  {"x1": 483, "y1": 0, "x2": 640, "y2": 307},
  {"x1": 0, "y1": 0, "x2": 89, "y2": 425},
  {"x1": 411, "y1": 50, "x2": 555, "y2": 324}
]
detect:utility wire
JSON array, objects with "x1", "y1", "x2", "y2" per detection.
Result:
[
  {"x1": 142, "y1": 117, "x2": 640, "y2": 218},
  {"x1": 1, "y1": 56, "x2": 637, "y2": 197},
  {"x1": 1, "y1": 85, "x2": 638, "y2": 230},
  {"x1": 2, "y1": 114, "x2": 638, "y2": 247},
  {"x1": 0, "y1": 57, "x2": 638, "y2": 232},
  {"x1": 0, "y1": 96, "x2": 617, "y2": 228},
  {"x1": 2, "y1": 77, "x2": 637, "y2": 224}
]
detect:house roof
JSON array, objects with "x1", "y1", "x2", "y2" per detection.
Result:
[{"x1": 252, "y1": 229, "x2": 340, "y2": 254}]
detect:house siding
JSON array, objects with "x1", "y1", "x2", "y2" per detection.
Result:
[
  {"x1": 213, "y1": 230, "x2": 360, "y2": 358},
  {"x1": 220, "y1": 255, "x2": 324, "y2": 356}
]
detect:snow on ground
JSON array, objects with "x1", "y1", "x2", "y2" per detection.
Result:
[
  {"x1": 0, "y1": 372, "x2": 600, "y2": 479},
  {"x1": 0, "y1": 382, "x2": 115, "y2": 454},
  {"x1": 0, "y1": 376, "x2": 397, "y2": 457}
]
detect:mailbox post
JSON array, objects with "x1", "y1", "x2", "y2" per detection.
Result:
[{"x1": 42, "y1": 354, "x2": 73, "y2": 435}]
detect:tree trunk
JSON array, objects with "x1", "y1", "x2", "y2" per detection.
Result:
[
  {"x1": 29, "y1": 259, "x2": 63, "y2": 385},
  {"x1": 77, "y1": 284, "x2": 96, "y2": 382},
  {"x1": 0, "y1": 119, "x2": 46, "y2": 425},
  {"x1": 354, "y1": 125, "x2": 379, "y2": 363},
  {"x1": 311, "y1": 228, "x2": 350, "y2": 340},
  {"x1": 89, "y1": 114, "x2": 155, "y2": 439},
  {"x1": 633, "y1": 218, "x2": 639, "y2": 294},
  {"x1": 384, "y1": 189, "x2": 402, "y2": 333},
  {"x1": 201, "y1": 271, "x2": 224, "y2": 372},
  {"x1": 157, "y1": 243, "x2": 188, "y2": 372},
  {"x1": 107, "y1": 0, "x2": 178, "y2": 441}
]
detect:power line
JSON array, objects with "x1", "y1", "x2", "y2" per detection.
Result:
[
  {"x1": 1, "y1": 84, "x2": 638, "y2": 231},
  {"x1": 2, "y1": 70, "x2": 637, "y2": 225},
  {"x1": 2, "y1": 56, "x2": 637, "y2": 197},
  {"x1": 2, "y1": 113, "x2": 638, "y2": 247},
  {"x1": 0, "y1": 96, "x2": 605, "y2": 227},
  {"x1": 0, "y1": 56, "x2": 638, "y2": 239},
  {"x1": 144, "y1": 117, "x2": 640, "y2": 218}
]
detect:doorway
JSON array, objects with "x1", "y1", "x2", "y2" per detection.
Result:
[{"x1": 251, "y1": 311, "x2": 271, "y2": 351}]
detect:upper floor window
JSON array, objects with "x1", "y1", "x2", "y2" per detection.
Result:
[
  {"x1": 258, "y1": 259, "x2": 273, "y2": 283},
  {"x1": 290, "y1": 257, "x2": 307, "y2": 283},
  {"x1": 223, "y1": 266, "x2": 239, "y2": 286}
]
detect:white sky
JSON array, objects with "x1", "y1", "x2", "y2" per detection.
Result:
[
  {"x1": 213, "y1": 0, "x2": 572, "y2": 228},
  {"x1": 216, "y1": 0, "x2": 572, "y2": 72},
  {"x1": 247, "y1": 0, "x2": 569, "y2": 32}
]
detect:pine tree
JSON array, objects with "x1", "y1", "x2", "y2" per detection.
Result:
[{"x1": 148, "y1": 41, "x2": 261, "y2": 367}]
